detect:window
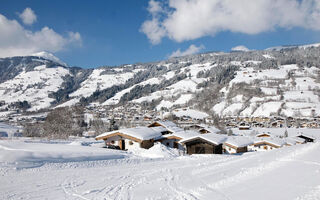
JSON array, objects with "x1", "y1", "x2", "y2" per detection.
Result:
[
  {"x1": 111, "y1": 140, "x2": 115, "y2": 144},
  {"x1": 166, "y1": 142, "x2": 170, "y2": 146},
  {"x1": 129, "y1": 141, "x2": 133, "y2": 145}
]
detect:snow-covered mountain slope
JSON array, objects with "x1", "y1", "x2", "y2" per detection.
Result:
[
  {"x1": 1, "y1": 43, "x2": 320, "y2": 118},
  {"x1": 213, "y1": 64, "x2": 320, "y2": 117},
  {"x1": 0, "y1": 65, "x2": 69, "y2": 111},
  {"x1": 0, "y1": 55, "x2": 86, "y2": 112}
]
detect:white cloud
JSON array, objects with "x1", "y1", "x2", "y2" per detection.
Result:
[
  {"x1": 0, "y1": 13, "x2": 82, "y2": 58},
  {"x1": 19, "y1": 7, "x2": 37, "y2": 25},
  {"x1": 141, "y1": 0, "x2": 320, "y2": 44},
  {"x1": 140, "y1": 0, "x2": 167, "y2": 44},
  {"x1": 147, "y1": 0, "x2": 163, "y2": 16},
  {"x1": 169, "y1": 44, "x2": 205, "y2": 58},
  {"x1": 231, "y1": 45, "x2": 250, "y2": 52}
]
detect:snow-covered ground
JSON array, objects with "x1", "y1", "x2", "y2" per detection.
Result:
[{"x1": 1, "y1": 138, "x2": 320, "y2": 199}]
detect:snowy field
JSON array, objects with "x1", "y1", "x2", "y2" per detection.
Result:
[{"x1": 1, "y1": 139, "x2": 320, "y2": 200}]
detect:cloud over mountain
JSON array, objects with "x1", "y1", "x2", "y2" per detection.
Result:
[
  {"x1": 169, "y1": 44, "x2": 205, "y2": 58},
  {"x1": 0, "y1": 9, "x2": 82, "y2": 58},
  {"x1": 141, "y1": 0, "x2": 320, "y2": 44}
]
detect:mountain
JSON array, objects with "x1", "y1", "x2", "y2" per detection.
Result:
[
  {"x1": 31, "y1": 51, "x2": 67, "y2": 67},
  {"x1": 1, "y1": 45, "x2": 320, "y2": 118}
]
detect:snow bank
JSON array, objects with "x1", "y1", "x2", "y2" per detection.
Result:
[
  {"x1": 128, "y1": 143, "x2": 181, "y2": 158},
  {"x1": 0, "y1": 140, "x2": 127, "y2": 169}
]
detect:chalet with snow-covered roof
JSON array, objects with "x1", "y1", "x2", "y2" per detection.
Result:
[
  {"x1": 186, "y1": 124, "x2": 220, "y2": 134},
  {"x1": 223, "y1": 136, "x2": 253, "y2": 154},
  {"x1": 148, "y1": 121, "x2": 183, "y2": 134},
  {"x1": 249, "y1": 138, "x2": 286, "y2": 151},
  {"x1": 198, "y1": 126, "x2": 220, "y2": 134},
  {"x1": 238, "y1": 122, "x2": 250, "y2": 130},
  {"x1": 95, "y1": 127, "x2": 162, "y2": 150},
  {"x1": 256, "y1": 132, "x2": 271, "y2": 137},
  {"x1": 157, "y1": 130, "x2": 199, "y2": 150},
  {"x1": 180, "y1": 133, "x2": 227, "y2": 154},
  {"x1": 297, "y1": 133, "x2": 316, "y2": 143},
  {"x1": 291, "y1": 136, "x2": 306, "y2": 144}
]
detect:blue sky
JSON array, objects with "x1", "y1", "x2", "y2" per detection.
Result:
[{"x1": 1, "y1": 0, "x2": 320, "y2": 68}]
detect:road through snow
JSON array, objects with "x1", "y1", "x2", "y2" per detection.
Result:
[{"x1": 1, "y1": 142, "x2": 320, "y2": 200}]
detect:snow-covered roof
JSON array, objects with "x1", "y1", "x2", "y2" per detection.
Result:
[
  {"x1": 199, "y1": 126, "x2": 221, "y2": 133},
  {"x1": 225, "y1": 136, "x2": 253, "y2": 147},
  {"x1": 96, "y1": 127, "x2": 162, "y2": 141},
  {"x1": 180, "y1": 133, "x2": 227, "y2": 145},
  {"x1": 291, "y1": 136, "x2": 306, "y2": 143},
  {"x1": 164, "y1": 130, "x2": 200, "y2": 140},
  {"x1": 153, "y1": 120, "x2": 177, "y2": 128},
  {"x1": 150, "y1": 126, "x2": 168, "y2": 133},
  {"x1": 254, "y1": 137, "x2": 286, "y2": 147},
  {"x1": 150, "y1": 120, "x2": 184, "y2": 133},
  {"x1": 256, "y1": 132, "x2": 271, "y2": 137},
  {"x1": 296, "y1": 133, "x2": 316, "y2": 140}
]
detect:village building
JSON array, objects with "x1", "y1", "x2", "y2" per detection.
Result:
[
  {"x1": 238, "y1": 122, "x2": 251, "y2": 130},
  {"x1": 223, "y1": 136, "x2": 253, "y2": 154},
  {"x1": 249, "y1": 138, "x2": 286, "y2": 151},
  {"x1": 256, "y1": 132, "x2": 272, "y2": 137},
  {"x1": 95, "y1": 127, "x2": 162, "y2": 150},
  {"x1": 179, "y1": 134, "x2": 227, "y2": 155},
  {"x1": 148, "y1": 121, "x2": 183, "y2": 134},
  {"x1": 297, "y1": 133, "x2": 316, "y2": 143},
  {"x1": 157, "y1": 130, "x2": 199, "y2": 150},
  {"x1": 291, "y1": 136, "x2": 306, "y2": 144}
]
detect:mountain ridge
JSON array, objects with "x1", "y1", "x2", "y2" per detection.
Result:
[{"x1": 1, "y1": 43, "x2": 320, "y2": 118}]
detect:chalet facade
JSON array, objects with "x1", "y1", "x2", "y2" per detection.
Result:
[
  {"x1": 157, "y1": 130, "x2": 199, "y2": 150},
  {"x1": 249, "y1": 138, "x2": 286, "y2": 151},
  {"x1": 180, "y1": 134, "x2": 227, "y2": 155},
  {"x1": 223, "y1": 137, "x2": 253, "y2": 154}
]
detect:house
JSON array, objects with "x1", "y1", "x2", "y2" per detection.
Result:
[
  {"x1": 297, "y1": 133, "x2": 316, "y2": 143},
  {"x1": 224, "y1": 136, "x2": 253, "y2": 154},
  {"x1": 198, "y1": 126, "x2": 220, "y2": 134},
  {"x1": 249, "y1": 138, "x2": 286, "y2": 151},
  {"x1": 256, "y1": 132, "x2": 271, "y2": 137},
  {"x1": 95, "y1": 127, "x2": 162, "y2": 150},
  {"x1": 285, "y1": 137, "x2": 303, "y2": 146},
  {"x1": 238, "y1": 122, "x2": 250, "y2": 130},
  {"x1": 82, "y1": 130, "x2": 96, "y2": 138},
  {"x1": 157, "y1": 130, "x2": 199, "y2": 150},
  {"x1": 179, "y1": 133, "x2": 227, "y2": 154},
  {"x1": 291, "y1": 136, "x2": 306, "y2": 144},
  {"x1": 148, "y1": 121, "x2": 183, "y2": 134}
]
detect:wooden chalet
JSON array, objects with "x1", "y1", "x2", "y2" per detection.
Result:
[
  {"x1": 249, "y1": 138, "x2": 286, "y2": 151},
  {"x1": 148, "y1": 121, "x2": 183, "y2": 134},
  {"x1": 157, "y1": 130, "x2": 199, "y2": 150},
  {"x1": 256, "y1": 132, "x2": 271, "y2": 137},
  {"x1": 224, "y1": 136, "x2": 253, "y2": 154},
  {"x1": 297, "y1": 133, "x2": 316, "y2": 143},
  {"x1": 95, "y1": 127, "x2": 162, "y2": 150},
  {"x1": 180, "y1": 134, "x2": 227, "y2": 154}
]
